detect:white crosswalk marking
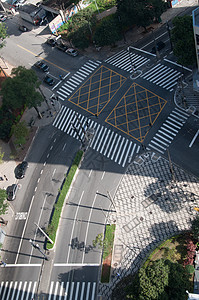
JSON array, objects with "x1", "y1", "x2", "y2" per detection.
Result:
[
  {"x1": 53, "y1": 106, "x2": 140, "y2": 167},
  {"x1": 148, "y1": 108, "x2": 189, "y2": 154},
  {"x1": 0, "y1": 281, "x2": 37, "y2": 300},
  {"x1": 57, "y1": 60, "x2": 101, "y2": 101},
  {"x1": 141, "y1": 64, "x2": 183, "y2": 91},
  {"x1": 0, "y1": 281, "x2": 97, "y2": 300},
  {"x1": 46, "y1": 281, "x2": 96, "y2": 299},
  {"x1": 105, "y1": 49, "x2": 150, "y2": 73}
]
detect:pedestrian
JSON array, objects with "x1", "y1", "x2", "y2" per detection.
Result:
[
  {"x1": 59, "y1": 75, "x2": 63, "y2": 80},
  {"x1": 0, "y1": 261, "x2": 6, "y2": 267}
]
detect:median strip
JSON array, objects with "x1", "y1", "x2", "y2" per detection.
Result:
[{"x1": 46, "y1": 150, "x2": 83, "y2": 250}]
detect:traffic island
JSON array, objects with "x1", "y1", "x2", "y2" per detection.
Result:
[{"x1": 101, "y1": 224, "x2": 116, "y2": 283}]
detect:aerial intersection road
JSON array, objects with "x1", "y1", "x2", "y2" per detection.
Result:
[{"x1": 0, "y1": 9, "x2": 199, "y2": 299}]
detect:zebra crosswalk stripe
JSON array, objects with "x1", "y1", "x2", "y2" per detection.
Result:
[
  {"x1": 105, "y1": 49, "x2": 149, "y2": 73},
  {"x1": 141, "y1": 64, "x2": 183, "y2": 91},
  {"x1": 57, "y1": 60, "x2": 101, "y2": 101},
  {"x1": 147, "y1": 108, "x2": 189, "y2": 154},
  {"x1": 53, "y1": 106, "x2": 141, "y2": 167}
]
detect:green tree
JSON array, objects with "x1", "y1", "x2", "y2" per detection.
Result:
[
  {"x1": 139, "y1": 259, "x2": 169, "y2": 299},
  {"x1": 11, "y1": 121, "x2": 29, "y2": 148},
  {"x1": 171, "y1": 16, "x2": 196, "y2": 66},
  {"x1": 0, "y1": 23, "x2": 8, "y2": 49},
  {"x1": 93, "y1": 15, "x2": 121, "y2": 46},
  {"x1": 0, "y1": 189, "x2": 8, "y2": 216},
  {"x1": 191, "y1": 215, "x2": 199, "y2": 240},
  {"x1": 0, "y1": 147, "x2": 4, "y2": 164},
  {"x1": 67, "y1": 7, "x2": 96, "y2": 49},
  {"x1": 92, "y1": 233, "x2": 104, "y2": 248},
  {"x1": 1, "y1": 66, "x2": 43, "y2": 116},
  {"x1": 150, "y1": 0, "x2": 167, "y2": 23}
]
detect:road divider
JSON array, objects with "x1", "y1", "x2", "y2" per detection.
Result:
[{"x1": 46, "y1": 150, "x2": 83, "y2": 250}]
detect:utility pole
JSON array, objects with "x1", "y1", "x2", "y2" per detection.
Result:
[
  {"x1": 107, "y1": 191, "x2": 116, "y2": 211},
  {"x1": 166, "y1": 20, "x2": 173, "y2": 51},
  {"x1": 152, "y1": 30, "x2": 160, "y2": 60},
  {"x1": 167, "y1": 149, "x2": 175, "y2": 182}
]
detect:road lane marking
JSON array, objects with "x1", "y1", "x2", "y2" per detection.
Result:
[
  {"x1": 189, "y1": 129, "x2": 199, "y2": 148},
  {"x1": 82, "y1": 193, "x2": 97, "y2": 263},
  {"x1": 17, "y1": 44, "x2": 70, "y2": 73},
  {"x1": 40, "y1": 169, "x2": 43, "y2": 175},
  {"x1": 15, "y1": 212, "x2": 27, "y2": 220},
  {"x1": 62, "y1": 143, "x2": 66, "y2": 151},
  {"x1": 52, "y1": 168, "x2": 56, "y2": 177},
  {"x1": 66, "y1": 190, "x2": 84, "y2": 263},
  {"x1": 88, "y1": 169, "x2": 92, "y2": 178},
  {"x1": 101, "y1": 171, "x2": 105, "y2": 180}
]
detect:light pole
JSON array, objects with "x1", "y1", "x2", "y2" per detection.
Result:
[
  {"x1": 152, "y1": 30, "x2": 160, "y2": 60},
  {"x1": 29, "y1": 239, "x2": 49, "y2": 261}
]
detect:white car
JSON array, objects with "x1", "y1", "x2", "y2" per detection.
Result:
[
  {"x1": 66, "y1": 48, "x2": 78, "y2": 57},
  {"x1": 0, "y1": 15, "x2": 7, "y2": 22}
]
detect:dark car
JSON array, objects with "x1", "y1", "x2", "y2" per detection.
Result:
[
  {"x1": 7, "y1": 184, "x2": 18, "y2": 201},
  {"x1": 34, "y1": 61, "x2": 49, "y2": 72},
  {"x1": 19, "y1": 25, "x2": 28, "y2": 32},
  {"x1": 15, "y1": 161, "x2": 28, "y2": 179},
  {"x1": 46, "y1": 38, "x2": 57, "y2": 47},
  {"x1": 55, "y1": 42, "x2": 68, "y2": 52},
  {"x1": 151, "y1": 41, "x2": 165, "y2": 54},
  {"x1": 44, "y1": 75, "x2": 54, "y2": 86}
]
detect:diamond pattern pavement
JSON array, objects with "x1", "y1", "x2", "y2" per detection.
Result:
[
  {"x1": 68, "y1": 65, "x2": 126, "y2": 116},
  {"x1": 98, "y1": 152, "x2": 199, "y2": 299},
  {"x1": 105, "y1": 83, "x2": 167, "y2": 142}
]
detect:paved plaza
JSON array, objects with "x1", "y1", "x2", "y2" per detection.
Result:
[{"x1": 99, "y1": 151, "x2": 199, "y2": 299}]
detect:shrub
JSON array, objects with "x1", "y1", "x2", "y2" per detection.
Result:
[
  {"x1": 185, "y1": 264, "x2": 195, "y2": 274},
  {"x1": 183, "y1": 238, "x2": 196, "y2": 267}
]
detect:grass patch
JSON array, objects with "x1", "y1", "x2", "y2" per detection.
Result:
[
  {"x1": 144, "y1": 234, "x2": 188, "y2": 268},
  {"x1": 46, "y1": 150, "x2": 83, "y2": 250},
  {"x1": 101, "y1": 224, "x2": 115, "y2": 283}
]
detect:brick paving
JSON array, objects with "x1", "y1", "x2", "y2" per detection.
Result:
[{"x1": 99, "y1": 152, "x2": 199, "y2": 299}]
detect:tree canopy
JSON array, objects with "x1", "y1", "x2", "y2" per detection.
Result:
[
  {"x1": 116, "y1": 0, "x2": 166, "y2": 30},
  {"x1": 171, "y1": 16, "x2": 196, "y2": 66},
  {"x1": 0, "y1": 23, "x2": 8, "y2": 49},
  {"x1": 124, "y1": 259, "x2": 191, "y2": 299},
  {"x1": 0, "y1": 189, "x2": 8, "y2": 216},
  {"x1": 1, "y1": 66, "x2": 43, "y2": 111}
]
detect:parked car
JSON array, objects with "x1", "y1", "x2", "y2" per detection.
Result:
[
  {"x1": 151, "y1": 41, "x2": 165, "y2": 54},
  {"x1": 34, "y1": 61, "x2": 49, "y2": 72},
  {"x1": 56, "y1": 42, "x2": 68, "y2": 52},
  {"x1": 66, "y1": 48, "x2": 78, "y2": 57},
  {"x1": 46, "y1": 38, "x2": 57, "y2": 47},
  {"x1": 44, "y1": 75, "x2": 54, "y2": 86},
  {"x1": 0, "y1": 15, "x2": 7, "y2": 22},
  {"x1": 15, "y1": 161, "x2": 28, "y2": 179},
  {"x1": 19, "y1": 25, "x2": 28, "y2": 32},
  {"x1": 7, "y1": 184, "x2": 18, "y2": 201}
]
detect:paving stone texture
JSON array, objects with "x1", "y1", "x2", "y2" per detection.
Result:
[{"x1": 99, "y1": 152, "x2": 199, "y2": 299}]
